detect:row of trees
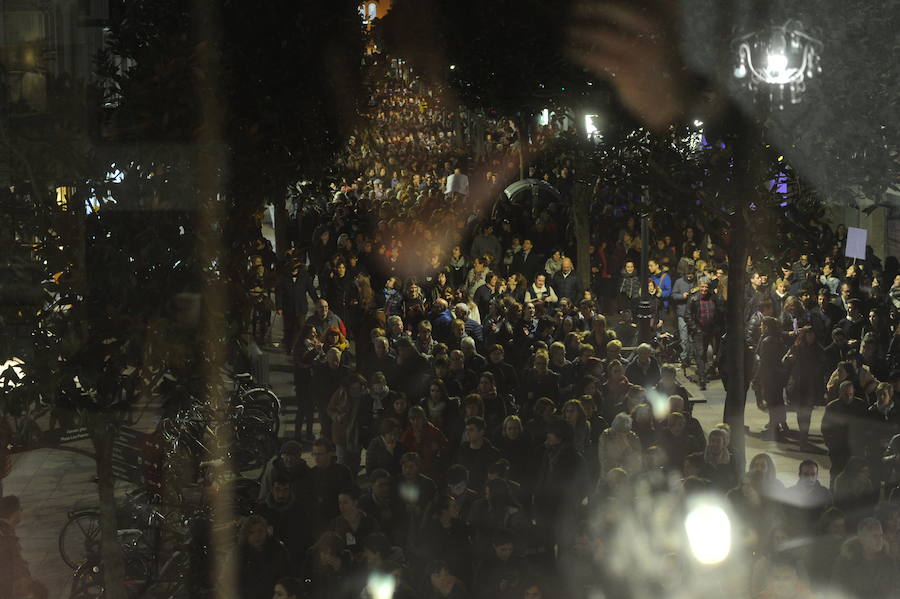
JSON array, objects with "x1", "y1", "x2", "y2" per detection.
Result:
[{"x1": 2, "y1": 0, "x2": 366, "y2": 594}]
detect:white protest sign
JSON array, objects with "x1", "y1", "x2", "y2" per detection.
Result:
[{"x1": 845, "y1": 227, "x2": 867, "y2": 260}]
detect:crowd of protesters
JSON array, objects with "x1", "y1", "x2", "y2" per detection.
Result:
[{"x1": 234, "y1": 62, "x2": 900, "y2": 599}]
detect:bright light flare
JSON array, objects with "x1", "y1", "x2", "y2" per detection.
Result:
[
  {"x1": 584, "y1": 114, "x2": 602, "y2": 141},
  {"x1": 684, "y1": 498, "x2": 732, "y2": 565},
  {"x1": 398, "y1": 480, "x2": 420, "y2": 503},
  {"x1": 765, "y1": 52, "x2": 788, "y2": 78},
  {"x1": 0, "y1": 358, "x2": 26, "y2": 388},
  {"x1": 647, "y1": 390, "x2": 671, "y2": 422},
  {"x1": 367, "y1": 572, "x2": 396, "y2": 599}
]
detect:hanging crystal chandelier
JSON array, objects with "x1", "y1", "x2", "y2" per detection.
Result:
[{"x1": 733, "y1": 20, "x2": 823, "y2": 109}]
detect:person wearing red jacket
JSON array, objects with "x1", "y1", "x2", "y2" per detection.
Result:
[{"x1": 401, "y1": 406, "x2": 450, "y2": 481}]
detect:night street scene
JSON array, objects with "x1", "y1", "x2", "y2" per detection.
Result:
[{"x1": 1, "y1": 0, "x2": 899, "y2": 597}]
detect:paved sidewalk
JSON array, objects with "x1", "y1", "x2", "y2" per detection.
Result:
[
  {"x1": 685, "y1": 376, "x2": 829, "y2": 487},
  {"x1": 6, "y1": 444, "x2": 120, "y2": 597}
]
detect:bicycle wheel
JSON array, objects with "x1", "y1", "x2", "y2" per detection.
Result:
[
  {"x1": 239, "y1": 388, "x2": 281, "y2": 435},
  {"x1": 60, "y1": 511, "x2": 102, "y2": 569}
]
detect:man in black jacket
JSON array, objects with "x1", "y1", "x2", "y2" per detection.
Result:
[
  {"x1": 278, "y1": 259, "x2": 318, "y2": 353},
  {"x1": 454, "y1": 417, "x2": 502, "y2": 494},
  {"x1": 257, "y1": 440, "x2": 310, "y2": 501},
  {"x1": 551, "y1": 258, "x2": 582, "y2": 302},
  {"x1": 255, "y1": 475, "x2": 313, "y2": 568},
  {"x1": 302, "y1": 438, "x2": 353, "y2": 536},
  {"x1": 511, "y1": 238, "x2": 541, "y2": 283},
  {"x1": 534, "y1": 419, "x2": 586, "y2": 548}
]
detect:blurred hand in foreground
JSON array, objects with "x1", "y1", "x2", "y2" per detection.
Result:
[{"x1": 568, "y1": 0, "x2": 694, "y2": 132}]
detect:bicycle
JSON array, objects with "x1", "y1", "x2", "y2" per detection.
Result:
[{"x1": 59, "y1": 488, "x2": 172, "y2": 569}]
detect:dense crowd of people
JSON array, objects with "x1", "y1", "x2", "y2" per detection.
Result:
[{"x1": 236, "y1": 62, "x2": 900, "y2": 599}]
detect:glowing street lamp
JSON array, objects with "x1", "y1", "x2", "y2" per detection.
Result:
[{"x1": 733, "y1": 20, "x2": 823, "y2": 109}]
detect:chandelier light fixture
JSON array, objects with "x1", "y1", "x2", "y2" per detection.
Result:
[{"x1": 733, "y1": 19, "x2": 823, "y2": 109}]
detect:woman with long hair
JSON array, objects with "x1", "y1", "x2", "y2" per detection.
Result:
[
  {"x1": 327, "y1": 374, "x2": 367, "y2": 473},
  {"x1": 600, "y1": 359, "x2": 630, "y2": 422},
  {"x1": 703, "y1": 428, "x2": 737, "y2": 491},
  {"x1": 587, "y1": 314, "x2": 617, "y2": 360},
  {"x1": 322, "y1": 326, "x2": 350, "y2": 354},
  {"x1": 506, "y1": 273, "x2": 528, "y2": 304},
  {"x1": 421, "y1": 378, "x2": 463, "y2": 444},
  {"x1": 302, "y1": 532, "x2": 350, "y2": 599},
  {"x1": 780, "y1": 295, "x2": 811, "y2": 340},
  {"x1": 324, "y1": 261, "x2": 356, "y2": 326},
  {"x1": 562, "y1": 399, "x2": 591, "y2": 455},
  {"x1": 352, "y1": 272, "x2": 377, "y2": 342},
  {"x1": 495, "y1": 415, "x2": 533, "y2": 486}
]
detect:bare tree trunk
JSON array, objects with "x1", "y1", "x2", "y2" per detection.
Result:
[
  {"x1": 573, "y1": 176, "x2": 592, "y2": 293},
  {"x1": 723, "y1": 208, "x2": 748, "y2": 471},
  {"x1": 93, "y1": 423, "x2": 127, "y2": 599}
]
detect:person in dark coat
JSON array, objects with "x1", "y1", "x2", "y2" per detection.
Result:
[
  {"x1": 254, "y1": 476, "x2": 314, "y2": 570},
  {"x1": 781, "y1": 326, "x2": 825, "y2": 449},
  {"x1": 277, "y1": 260, "x2": 318, "y2": 353},
  {"x1": 686, "y1": 280, "x2": 724, "y2": 390},
  {"x1": 822, "y1": 381, "x2": 869, "y2": 487},
  {"x1": 257, "y1": 440, "x2": 310, "y2": 501},
  {"x1": 322, "y1": 261, "x2": 357, "y2": 331},
  {"x1": 366, "y1": 418, "x2": 407, "y2": 476},
  {"x1": 864, "y1": 382, "x2": 900, "y2": 481},
  {"x1": 311, "y1": 347, "x2": 350, "y2": 440},
  {"x1": 533, "y1": 419, "x2": 587, "y2": 548},
  {"x1": 755, "y1": 316, "x2": 789, "y2": 439},
  {"x1": 454, "y1": 417, "x2": 502, "y2": 494},
  {"x1": 831, "y1": 517, "x2": 900, "y2": 598},
  {"x1": 485, "y1": 344, "x2": 520, "y2": 399},
  {"x1": 551, "y1": 258, "x2": 583, "y2": 301},
  {"x1": 302, "y1": 439, "x2": 354, "y2": 536},
  {"x1": 419, "y1": 494, "x2": 473, "y2": 587},
  {"x1": 329, "y1": 487, "x2": 381, "y2": 557},
  {"x1": 783, "y1": 459, "x2": 833, "y2": 534},
  {"x1": 226, "y1": 515, "x2": 292, "y2": 599},
  {"x1": 510, "y1": 238, "x2": 542, "y2": 283},
  {"x1": 0, "y1": 496, "x2": 47, "y2": 599},
  {"x1": 624, "y1": 343, "x2": 661, "y2": 388},
  {"x1": 302, "y1": 532, "x2": 352, "y2": 599}
]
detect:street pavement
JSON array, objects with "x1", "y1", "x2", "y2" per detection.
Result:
[{"x1": 7, "y1": 312, "x2": 829, "y2": 597}]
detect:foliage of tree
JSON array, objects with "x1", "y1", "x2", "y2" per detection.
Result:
[
  {"x1": 2, "y1": 2, "x2": 367, "y2": 596},
  {"x1": 776, "y1": 1, "x2": 900, "y2": 207}
]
